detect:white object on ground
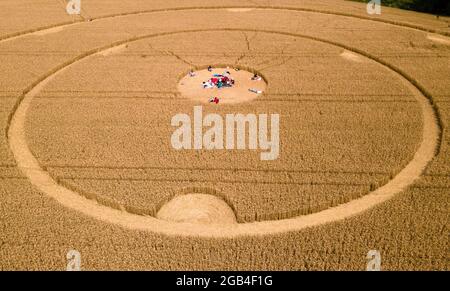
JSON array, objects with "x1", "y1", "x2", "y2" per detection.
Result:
[
  {"x1": 249, "y1": 88, "x2": 262, "y2": 94},
  {"x1": 203, "y1": 82, "x2": 214, "y2": 89}
]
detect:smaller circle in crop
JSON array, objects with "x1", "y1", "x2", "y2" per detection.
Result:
[
  {"x1": 156, "y1": 193, "x2": 237, "y2": 224},
  {"x1": 178, "y1": 66, "x2": 267, "y2": 104}
]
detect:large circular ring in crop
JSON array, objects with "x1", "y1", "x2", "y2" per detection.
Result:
[{"x1": 8, "y1": 28, "x2": 440, "y2": 237}]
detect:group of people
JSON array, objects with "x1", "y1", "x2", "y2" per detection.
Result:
[
  {"x1": 198, "y1": 67, "x2": 235, "y2": 90},
  {"x1": 202, "y1": 74, "x2": 235, "y2": 89},
  {"x1": 187, "y1": 66, "x2": 263, "y2": 104}
]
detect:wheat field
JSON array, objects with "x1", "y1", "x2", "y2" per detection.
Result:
[{"x1": 0, "y1": 0, "x2": 448, "y2": 270}]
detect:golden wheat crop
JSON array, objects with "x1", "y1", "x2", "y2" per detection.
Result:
[{"x1": 0, "y1": 0, "x2": 448, "y2": 271}]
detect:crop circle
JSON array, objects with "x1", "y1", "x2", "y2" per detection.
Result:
[{"x1": 6, "y1": 14, "x2": 440, "y2": 237}]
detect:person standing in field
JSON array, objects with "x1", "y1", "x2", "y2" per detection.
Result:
[
  {"x1": 203, "y1": 81, "x2": 213, "y2": 89},
  {"x1": 251, "y1": 73, "x2": 262, "y2": 81},
  {"x1": 209, "y1": 97, "x2": 219, "y2": 104}
]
